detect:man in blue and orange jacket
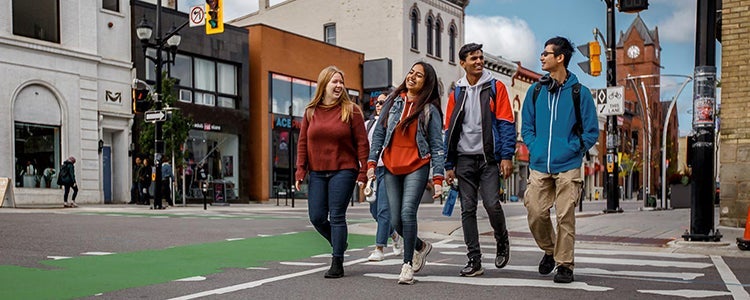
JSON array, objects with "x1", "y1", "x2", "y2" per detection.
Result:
[{"x1": 444, "y1": 43, "x2": 515, "y2": 277}]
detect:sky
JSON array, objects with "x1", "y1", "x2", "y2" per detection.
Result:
[{"x1": 184, "y1": 0, "x2": 718, "y2": 136}]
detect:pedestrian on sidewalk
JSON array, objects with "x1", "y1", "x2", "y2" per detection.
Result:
[
  {"x1": 138, "y1": 158, "x2": 153, "y2": 206},
  {"x1": 444, "y1": 43, "x2": 514, "y2": 277},
  {"x1": 159, "y1": 155, "x2": 174, "y2": 208},
  {"x1": 367, "y1": 61, "x2": 444, "y2": 285},
  {"x1": 295, "y1": 66, "x2": 369, "y2": 279},
  {"x1": 129, "y1": 155, "x2": 142, "y2": 204},
  {"x1": 364, "y1": 92, "x2": 403, "y2": 262},
  {"x1": 58, "y1": 156, "x2": 78, "y2": 208},
  {"x1": 521, "y1": 36, "x2": 599, "y2": 284}
]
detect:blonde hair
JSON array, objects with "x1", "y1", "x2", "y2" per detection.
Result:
[{"x1": 305, "y1": 66, "x2": 359, "y2": 123}]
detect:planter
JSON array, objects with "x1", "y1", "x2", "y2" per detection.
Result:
[{"x1": 670, "y1": 183, "x2": 691, "y2": 209}]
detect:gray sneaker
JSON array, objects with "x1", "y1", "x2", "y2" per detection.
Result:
[{"x1": 412, "y1": 241, "x2": 432, "y2": 273}]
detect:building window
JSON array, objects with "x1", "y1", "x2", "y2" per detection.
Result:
[
  {"x1": 103, "y1": 0, "x2": 119, "y2": 12},
  {"x1": 324, "y1": 23, "x2": 336, "y2": 45},
  {"x1": 435, "y1": 18, "x2": 442, "y2": 58},
  {"x1": 12, "y1": 0, "x2": 60, "y2": 43},
  {"x1": 449, "y1": 24, "x2": 457, "y2": 63},
  {"x1": 410, "y1": 9, "x2": 419, "y2": 50},
  {"x1": 426, "y1": 15, "x2": 434, "y2": 55},
  {"x1": 14, "y1": 122, "x2": 61, "y2": 189},
  {"x1": 146, "y1": 51, "x2": 238, "y2": 108},
  {"x1": 270, "y1": 73, "x2": 316, "y2": 117}
]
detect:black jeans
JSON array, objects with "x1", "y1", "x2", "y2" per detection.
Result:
[
  {"x1": 455, "y1": 155, "x2": 509, "y2": 260},
  {"x1": 63, "y1": 183, "x2": 78, "y2": 202}
]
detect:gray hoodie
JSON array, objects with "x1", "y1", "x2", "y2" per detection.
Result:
[{"x1": 456, "y1": 70, "x2": 494, "y2": 155}]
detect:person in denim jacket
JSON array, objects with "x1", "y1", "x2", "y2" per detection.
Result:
[{"x1": 367, "y1": 61, "x2": 445, "y2": 285}]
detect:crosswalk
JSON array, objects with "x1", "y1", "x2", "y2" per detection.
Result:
[{"x1": 192, "y1": 238, "x2": 748, "y2": 299}]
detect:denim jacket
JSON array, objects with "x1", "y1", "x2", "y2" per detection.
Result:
[{"x1": 367, "y1": 95, "x2": 445, "y2": 178}]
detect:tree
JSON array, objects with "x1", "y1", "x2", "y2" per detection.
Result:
[{"x1": 137, "y1": 73, "x2": 193, "y2": 168}]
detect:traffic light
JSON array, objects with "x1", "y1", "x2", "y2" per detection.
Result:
[
  {"x1": 577, "y1": 41, "x2": 602, "y2": 77},
  {"x1": 619, "y1": 0, "x2": 649, "y2": 13},
  {"x1": 205, "y1": 0, "x2": 224, "y2": 35},
  {"x1": 132, "y1": 87, "x2": 150, "y2": 113}
]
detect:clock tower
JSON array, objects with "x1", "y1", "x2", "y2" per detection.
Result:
[{"x1": 614, "y1": 15, "x2": 673, "y2": 201}]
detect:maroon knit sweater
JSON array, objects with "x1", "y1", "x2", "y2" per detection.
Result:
[{"x1": 295, "y1": 104, "x2": 369, "y2": 183}]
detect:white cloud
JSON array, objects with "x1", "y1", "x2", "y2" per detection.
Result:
[
  {"x1": 655, "y1": 0, "x2": 696, "y2": 43},
  {"x1": 464, "y1": 15, "x2": 538, "y2": 69}
]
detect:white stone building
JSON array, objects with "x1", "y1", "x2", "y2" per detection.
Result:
[
  {"x1": 0, "y1": 0, "x2": 133, "y2": 205},
  {"x1": 230, "y1": 0, "x2": 470, "y2": 111}
]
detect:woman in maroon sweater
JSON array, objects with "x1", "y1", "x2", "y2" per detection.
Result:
[{"x1": 295, "y1": 66, "x2": 369, "y2": 278}]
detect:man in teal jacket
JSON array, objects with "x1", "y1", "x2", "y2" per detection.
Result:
[{"x1": 521, "y1": 36, "x2": 599, "y2": 284}]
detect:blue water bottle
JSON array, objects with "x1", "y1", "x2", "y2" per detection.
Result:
[{"x1": 442, "y1": 180, "x2": 459, "y2": 216}]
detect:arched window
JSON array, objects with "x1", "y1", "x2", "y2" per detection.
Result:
[
  {"x1": 435, "y1": 18, "x2": 443, "y2": 58},
  {"x1": 448, "y1": 24, "x2": 457, "y2": 63},
  {"x1": 410, "y1": 8, "x2": 419, "y2": 50},
  {"x1": 426, "y1": 15, "x2": 434, "y2": 55}
]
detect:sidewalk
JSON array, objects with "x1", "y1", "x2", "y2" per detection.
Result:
[{"x1": 5, "y1": 199, "x2": 748, "y2": 257}]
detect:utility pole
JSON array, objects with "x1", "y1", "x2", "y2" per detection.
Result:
[
  {"x1": 603, "y1": 0, "x2": 621, "y2": 213},
  {"x1": 683, "y1": 0, "x2": 721, "y2": 241}
]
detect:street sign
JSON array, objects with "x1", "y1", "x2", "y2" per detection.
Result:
[
  {"x1": 145, "y1": 110, "x2": 167, "y2": 123},
  {"x1": 595, "y1": 86, "x2": 625, "y2": 116},
  {"x1": 189, "y1": 5, "x2": 206, "y2": 27}
]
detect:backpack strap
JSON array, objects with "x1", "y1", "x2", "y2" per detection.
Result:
[
  {"x1": 571, "y1": 83, "x2": 589, "y2": 160},
  {"x1": 531, "y1": 83, "x2": 543, "y2": 134}
]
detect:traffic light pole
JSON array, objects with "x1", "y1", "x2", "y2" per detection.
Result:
[
  {"x1": 683, "y1": 0, "x2": 721, "y2": 241},
  {"x1": 603, "y1": 0, "x2": 622, "y2": 213}
]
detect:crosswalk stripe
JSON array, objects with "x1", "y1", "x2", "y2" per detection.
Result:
[
  {"x1": 438, "y1": 251, "x2": 712, "y2": 269},
  {"x1": 364, "y1": 273, "x2": 613, "y2": 291},
  {"x1": 711, "y1": 255, "x2": 750, "y2": 299}
]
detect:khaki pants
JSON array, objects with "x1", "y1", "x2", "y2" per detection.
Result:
[{"x1": 524, "y1": 168, "x2": 582, "y2": 269}]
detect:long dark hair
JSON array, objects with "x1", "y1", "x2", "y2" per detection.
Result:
[{"x1": 381, "y1": 61, "x2": 443, "y2": 132}]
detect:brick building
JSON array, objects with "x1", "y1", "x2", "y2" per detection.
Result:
[{"x1": 719, "y1": 0, "x2": 750, "y2": 227}]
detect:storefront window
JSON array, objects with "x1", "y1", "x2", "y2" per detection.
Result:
[
  {"x1": 14, "y1": 122, "x2": 61, "y2": 188},
  {"x1": 271, "y1": 74, "x2": 292, "y2": 114},
  {"x1": 184, "y1": 129, "x2": 239, "y2": 200},
  {"x1": 271, "y1": 115, "x2": 305, "y2": 198},
  {"x1": 271, "y1": 73, "x2": 317, "y2": 116}
]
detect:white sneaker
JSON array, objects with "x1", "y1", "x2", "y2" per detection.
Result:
[
  {"x1": 398, "y1": 263, "x2": 414, "y2": 285},
  {"x1": 392, "y1": 234, "x2": 403, "y2": 255},
  {"x1": 367, "y1": 248, "x2": 385, "y2": 261},
  {"x1": 412, "y1": 241, "x2": 432, "y2": 273}
]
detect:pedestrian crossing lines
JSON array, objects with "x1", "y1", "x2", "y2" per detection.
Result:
[{"x1": 357, "y1": 241, "x2": 746, "y2": 298}]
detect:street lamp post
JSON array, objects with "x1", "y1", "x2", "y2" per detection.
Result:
[{"x1": 136, "y1": 0, "x2": 185, "y2": 208}]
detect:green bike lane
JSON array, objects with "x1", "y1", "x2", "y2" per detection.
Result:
[{"x1": 0, "y1": 209, "x2": 377, "y2": 300}]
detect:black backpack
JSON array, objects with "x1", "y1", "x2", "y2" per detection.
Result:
[{"x1": 531, "y1": 83, "x2": 589, "y2": 159}]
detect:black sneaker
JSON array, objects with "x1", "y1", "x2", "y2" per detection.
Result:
[
  {"x1": 538, "y1": 253, "x2": 555, "y2": 275},
  {"x1": 554, "y1": 266, "x2": 574, "y2": 283},
  {"x1": 459, "y1": 258, "x2": 484, "y2": 277},
  {"x1": 495, "y1": 240, "x2": 510, "y2": 269}
]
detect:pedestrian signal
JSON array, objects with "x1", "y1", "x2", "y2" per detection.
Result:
[
  {"x1": 205, "y1": 0, "x2": 224, "y2": 35},
  {"x1": 577, "y1": 41, "x2": 602, "y2": 77},
  {"x1": 132, "y1": 86, "x2": 151, "y2": 114}
]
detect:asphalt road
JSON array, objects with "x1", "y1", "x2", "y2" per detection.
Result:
[{"x1": 1, "y1": 200, "x2": 747, "y2": 299}]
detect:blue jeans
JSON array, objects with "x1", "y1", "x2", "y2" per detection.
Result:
[
  {"x1": 369, "y1": 167, "x2": 394, "y2": 247},
  {"x1": 307, "y1": 169, "x2": 356, "y2": 258},
  {"x1": 385, "y1": 165, "x2": 428, "y2": 264}
]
